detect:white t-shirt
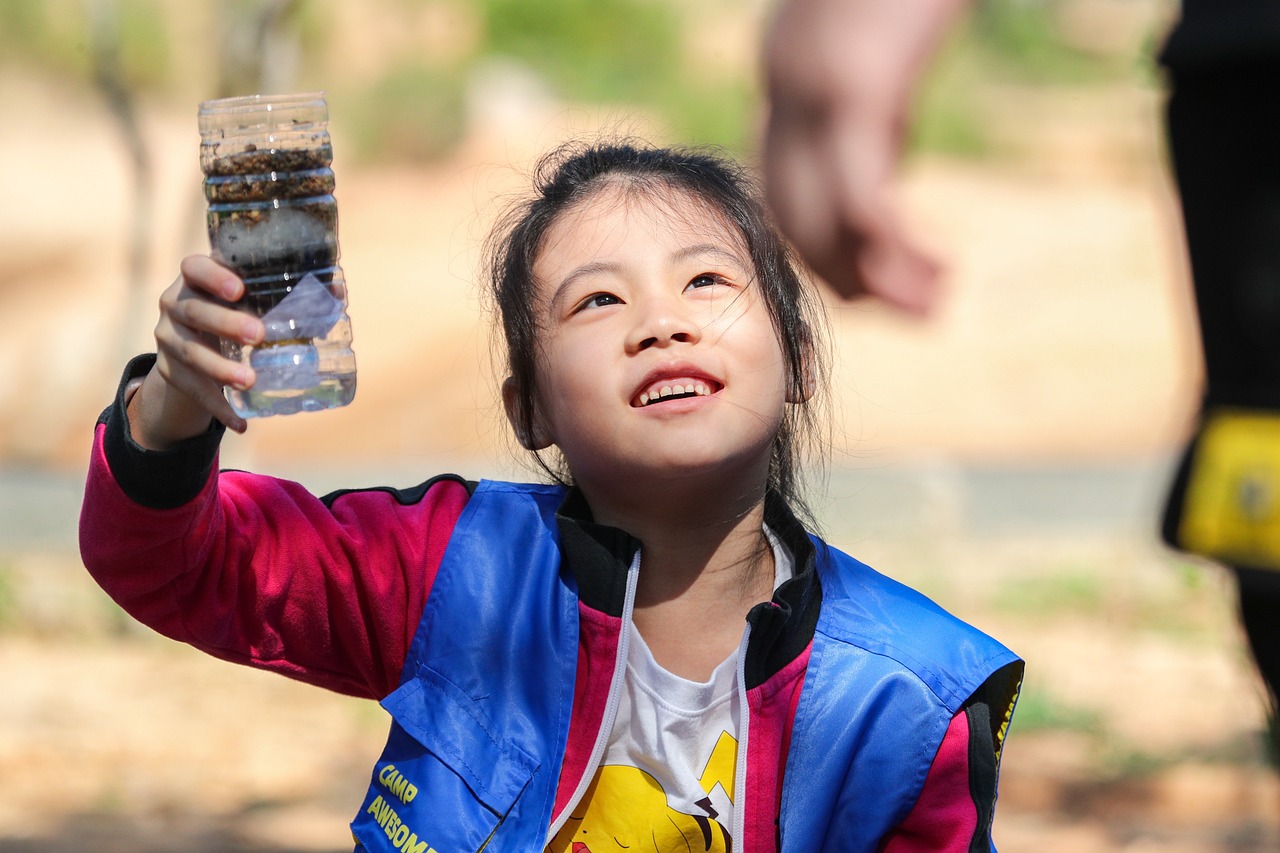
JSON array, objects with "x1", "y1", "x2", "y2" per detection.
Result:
[{"x1": 547, "y1": 528, "x2": 793, "y2": 851}]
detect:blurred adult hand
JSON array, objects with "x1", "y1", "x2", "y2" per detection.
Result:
[{"x1": 762, "y1": 0, "x2": 969, "y2": 314}]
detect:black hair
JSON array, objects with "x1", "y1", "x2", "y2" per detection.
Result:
[{"x1": 484, "y1": 140, "x2": 829, "y2": 520}]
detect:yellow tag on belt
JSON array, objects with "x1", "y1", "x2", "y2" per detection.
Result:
[{"x1": 1179, "y1": 409, "x2": 1280, "y2": 570}]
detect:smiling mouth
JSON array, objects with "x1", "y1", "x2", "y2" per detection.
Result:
[{"x1": 635, "y1": 381, "x2": 716, "y2": 407}]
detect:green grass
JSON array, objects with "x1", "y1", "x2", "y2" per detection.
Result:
[
  {"x1": 0, "y1": 0, "x2": 171, "y2": 87},
  {"x1": 0, "y1": 561, "x2": 17, "y2": 632},
  {"x1": 1010, "y1": 683, "x2": 1103, "y2": 735},
  {"x1": 992, "y1": 567, "x2": 1106, "y2": 618},
  {"x1": 336, "y1": 62, "x2": 469, "y2": 165},
  {"x1": 969, "y1": 0, "x2": 1129, "y2": 86},
  {"x1": 909, "y1": 0, "x2": 1143, "y2": 160},
  {"x1": 477, "y1": 0, "x2": 681, "y2": 106},
  {"x1": 1098, "y1": 727, "x2": 1278, "y2": 780},
  {"x1": 3, "y1": 0, "x2": 1157, "y2": 163}
]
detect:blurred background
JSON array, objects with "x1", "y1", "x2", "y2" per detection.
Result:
[{"x1": 2, "y1": 0, "x2": 1277, "y2": 850}]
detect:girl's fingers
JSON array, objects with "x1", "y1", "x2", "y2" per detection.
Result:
[
  {"x1": 153, "y1": 339, "x2": 249, "y2": 434},
  {"x1": 131, "y1": 256, "x2": 257, "y2": 446},
  {"x1": 167, "y1": 370, "x2": 244, "y2": 432},
  {"x1": 156, "y1": 318, "x2": 254, "y2": 392},
  {"x1": 169, "y1": 287, "x2": 263, "y2": 346},
  {"x1": 160, "y1": 260, "x2": 263, "y2": 345},
  {"x1": 154, "y1": 363, "x2": 247, "y2": 435},
  {"x1": 203, "y1": 392, "x2": 248, "y2": 434},
  {"x1": 155, "y1": 256, "x2": 263, "y2": 396},
  {"x1": 179, "y1": 254, "x2": 244, "y2": 302}
]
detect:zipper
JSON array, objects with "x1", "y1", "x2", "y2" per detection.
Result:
[
  {"x1": 543, "y1": 549, "x2": 642, "y2": 842},
  {"x1": 732, "y1": 622, "x2": 753, "y2": 846}
]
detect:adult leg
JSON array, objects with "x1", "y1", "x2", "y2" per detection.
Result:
[
  {"x1": 1165, "y1": 63, "x2": 1280, "y2": 411},
  {"x1": 1167, "y1": 61, "x2": 1280, "y2": 767}
]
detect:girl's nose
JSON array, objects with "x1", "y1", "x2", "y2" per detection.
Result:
[{"x1": 625, "y1": 294, "x2": 703, "y2": 353}]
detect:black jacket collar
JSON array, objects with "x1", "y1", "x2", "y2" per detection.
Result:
[{"x1": 553, "y1": 487, "x2": 823, "y2": 690}]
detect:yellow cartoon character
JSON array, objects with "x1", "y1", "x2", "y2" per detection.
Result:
[{"x1": 548, "y1": 765, "x2": 731, "y2": 853}]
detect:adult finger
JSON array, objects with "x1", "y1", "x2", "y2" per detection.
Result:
[{"x1": 824, "y1": 110, "x2": 942, "y2": 314}]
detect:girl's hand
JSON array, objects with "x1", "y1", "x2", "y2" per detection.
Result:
[{"x1": 128, "y1": 255, "x2": 264, "y2": 449}]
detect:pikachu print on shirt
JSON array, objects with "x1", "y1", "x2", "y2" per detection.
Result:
[{"x1": 548, "y1": 731, "x2": 738, "y2": 853}]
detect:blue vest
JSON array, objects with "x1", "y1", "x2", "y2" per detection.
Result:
[
  {"x1": 779, "y1": 544, "x2": 1021, "y2": 850},
  {"x1": 349, "y1": 480, "x2": 1021, "y2": 853}
]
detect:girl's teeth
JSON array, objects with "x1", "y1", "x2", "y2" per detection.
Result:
[{"x1": 639, "y1": 382, "x2": 714, "y2": 406}]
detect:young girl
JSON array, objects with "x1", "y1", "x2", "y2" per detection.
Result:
[{"x1": 80, "y1": 142, "x2": 1022, "y2": 852}]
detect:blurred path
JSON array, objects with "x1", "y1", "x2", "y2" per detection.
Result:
[
  {"x1": 2, "y1": 455, "x2": 1178, "y2": 556},
  {"x1": 0, "y1": 466, "x2": 88, "y2": 553}
]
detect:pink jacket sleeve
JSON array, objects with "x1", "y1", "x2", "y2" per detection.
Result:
[{"x1": 79, "y1": 357, "x2": 470, "y2": 700}]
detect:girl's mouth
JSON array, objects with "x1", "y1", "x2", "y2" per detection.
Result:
[{"x1": 633, "y1": 377, "x2": 720, "y2": 407}]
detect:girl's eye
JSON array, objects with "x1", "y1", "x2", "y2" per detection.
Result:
[
  {"x1": 576, "y1": 292, "x2": 621, "y2": 312},
  {"x1": 687, "y1": 273, "x2": 728, "y2": 290}
]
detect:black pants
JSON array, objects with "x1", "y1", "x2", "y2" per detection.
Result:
[
  {"x1": 1238, "y1": 568, "x2": 1280, "y2": 722},
  {"x1": 1166, "y1": 62, "x2": 1280, "y2": 719}
]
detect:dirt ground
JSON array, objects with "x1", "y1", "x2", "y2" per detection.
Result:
[
  {"x1": 2, "y1": 59, "x2": 1278, "y2": 851},
  {"x1": 3, "y1": 524, "x2": 1277, "y2": 852}
]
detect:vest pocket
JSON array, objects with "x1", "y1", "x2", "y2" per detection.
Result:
[{"x1": 350, "y1": 668, "x2": 540, "y2": 852}]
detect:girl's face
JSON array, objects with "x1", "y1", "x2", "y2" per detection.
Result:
[{"x1": 511, "y1": 184, "x2": 792, "y2": 502}]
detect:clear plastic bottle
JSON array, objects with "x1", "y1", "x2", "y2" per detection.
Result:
[{"x1": 198, "y1": 92, "x2": 356, "y2": 418}]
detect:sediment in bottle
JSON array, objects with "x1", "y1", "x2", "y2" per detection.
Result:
[{"x1": 203, "y1": 144, "x2": 339, "y2": 316}]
